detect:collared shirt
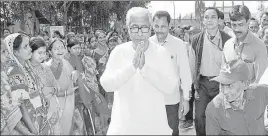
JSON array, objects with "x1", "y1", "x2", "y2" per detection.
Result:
[
  {"x1": 100, "y1": 41, "x2": 178, "y2": 135},
  {"x1": 223, "y1": 31, "x2": 268, "y2": 83},
  {"x1": 259, "y1": 67, "x2": 268, "y2": 85},
  {"x1": 200, "y1": 30, "x2": 223, "y2": 76},
  {"x1": 206, "y1": 84, "x2": 268, "y2": 135},
  {"x1": 149, "y1": 34, "x2": 192, "y2": 104}
]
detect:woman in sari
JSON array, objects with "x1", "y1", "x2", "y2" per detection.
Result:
[
  {"x1": 28, "y1": 37, "x2": 62, "y2": 134},
  {"x1": 45, "y1": 38, "x2": 79, "y2": 135},
  {"x1": 4, "y1": 33, "x2": 50, "y2": 135},
  {"x1": 65, "y1": 37, "x2": 92, "y2": 135},
  {"x1": 1, "y1": 38, "x2": 32, "y2": 135}
]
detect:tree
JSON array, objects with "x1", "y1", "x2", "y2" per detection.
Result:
[{"x1": 1, "y1": 1, "x2": 149, "y2": 35}]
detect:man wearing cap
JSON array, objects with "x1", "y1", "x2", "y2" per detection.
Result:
[
  {"x1": 206, "y1": 59, "x2": 268, "y2": 135},
  {"x1": 223, "y1": 5, "x2": 268, "y2": 84}
]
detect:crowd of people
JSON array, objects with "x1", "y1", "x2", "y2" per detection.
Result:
[{"x1": 1, "y1": 4, "x2": 268, "y2": 136}]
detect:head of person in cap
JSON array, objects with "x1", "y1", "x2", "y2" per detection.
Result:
[
  {"x1": 211, "y1": 59, "x2": 250, "y2": 102},
  {"x1": 206, "y1": 58, "x2": 268, "y2": 135}
]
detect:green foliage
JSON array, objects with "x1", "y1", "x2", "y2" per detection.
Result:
[{"x1": 1, "y1": 1, "x2": 149, "y2": 33}]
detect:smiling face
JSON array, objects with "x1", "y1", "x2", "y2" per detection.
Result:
[
  {"x1": 14, "y1": 36, "x2": 32, "y2": 61},
  {"x1": 50, "y1": 40, "x2": 65, "y2": 60}
]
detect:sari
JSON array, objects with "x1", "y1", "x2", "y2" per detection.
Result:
[
  {"x1": 1, "y1": 68, "x2": 22, "y2": 135},
  {"x1": 4, "y1": 33, "x2": 50, "y2": 135},
  {"x1": 45, "y1": 58, "x2": 75, "y2": 135},
  {"x1": 28, "y1": 62, "x2": 61, "y2": 134},
  {"x1": 82, "y1": 55, "x2": 110, "y2": 134}
]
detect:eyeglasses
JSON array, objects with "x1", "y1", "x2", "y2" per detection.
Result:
[{"x1": 129, "y1": 27, "x2": 150, "y2": 33}]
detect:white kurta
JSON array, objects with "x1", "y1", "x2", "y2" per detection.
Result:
[
  {"x1": 259, "y1": 67, "x2": 268, "y2": 85},
  {"x1": 100, "y1": 41, "x2": 178, "y2": 135}
]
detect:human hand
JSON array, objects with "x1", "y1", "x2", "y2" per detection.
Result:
[
  {"x1": 181, "y1": 100, "x2": 190, "y2": 116},
  {"x1": 67, "y1": 86, "x2": 79, "y2": 95},
  {"x1": 70, "y1": 70, "x2": 80, "y2": 82},
  {"x1": 139, "y1": 52, "x2": 145, "y2": 69},
  {"x1": 133, "y1": 43, "x2": 143, "y2": 69}
]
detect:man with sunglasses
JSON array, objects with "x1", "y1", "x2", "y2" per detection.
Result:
[
  {"x1": 149, "y1": 11, "x2": 192, "y2": 135},
  {"x1": 206, "y1": 59, "x2": 268, "y2": 135},
  {"x1": 223, "y1": 5, "x2": 268, "y2": 84},
  {"x1": 100, "y1": 7, "x2": 178, "y2": 135}
]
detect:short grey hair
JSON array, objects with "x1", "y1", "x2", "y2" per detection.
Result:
[{"x1": 126, "y1": 7, "x2": 153, "y2": 27}]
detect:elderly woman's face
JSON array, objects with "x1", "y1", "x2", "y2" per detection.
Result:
[
  {"x1": 50, "y1": 40, "x2": 65, "y2": 60},
  {"x1": 128, "y1": 13, "x2": 151, "y2": 44},
  {"x1": 1, "y1": 41, "x2": 9, "y2": 63},
  {"x1": 14, "y1": 36, "x2": 32, "y2": 61}
]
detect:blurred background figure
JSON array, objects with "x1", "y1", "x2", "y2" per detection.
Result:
[
  {"x1": 260, "y1": 26, "x2": 268, "y2": 57},
  {"x1": 248, "y1": 18, "x2": 260, "y2": 37}
]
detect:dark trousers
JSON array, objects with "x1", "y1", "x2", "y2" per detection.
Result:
[
  {"x1": 166, "y1": 103, "x2": 179, "y2": 135},
  {"x1": 185, "y1": 84, "x2": 195, "y2": 122},
  {"x1": 194, "y1": 76, "x2": 219, "y2": 136}
]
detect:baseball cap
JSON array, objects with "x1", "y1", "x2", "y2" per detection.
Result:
[{"x1": 211, "y1": 59, "x2": 250, "y2": 84}]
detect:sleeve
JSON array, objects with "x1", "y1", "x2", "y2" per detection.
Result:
[
  {"x1": 178, "y1": 43, "x2": 192, "y2": 100},
  {"x1": 140, "y1": 47, "x2": 178, "y2": 94},
  {"x1": 205, "y1": 103, "x2": 222, "y2": 135},
  {"x1": 254, "y1": 43, "x2": 268, "y2": 83},
  {"x1": 8, "y1": 68, "x2": 30, "y2": 101},
  {"x1": 100, "y1": 46, "x2": 137, "y2": 92},
  {"x1": 188, "y1": 44, "x2": 196, "y2": 80}
]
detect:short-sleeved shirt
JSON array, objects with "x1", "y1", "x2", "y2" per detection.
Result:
[{"x1": 206, "y1": 84, "x2": 268, "y2": 135}]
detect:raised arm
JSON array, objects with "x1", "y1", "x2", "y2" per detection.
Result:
[
  {"x1": 140, "y1": 48, "x2": 178, "y2": 94},
  {"x1": 100, "y1": 46, "x2": 137, "y2": 92}
]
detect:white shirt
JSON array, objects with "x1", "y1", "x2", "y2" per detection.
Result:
[
  {"x1": 100, "y1": 41, "x2": 178, "y2": 135},
  {"x1": 259, "y1": 67, "x2": 268, "y2": 85},
  {"x1": 149, "y1": 34, "x2": 192, "y2": 104}
]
